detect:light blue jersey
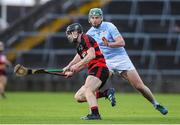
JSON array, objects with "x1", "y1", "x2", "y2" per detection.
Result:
[{"x1": 86, "y1": 21, "x2": 127, "y2": 59}]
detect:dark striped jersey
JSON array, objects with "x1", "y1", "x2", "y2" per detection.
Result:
[{"x1": 76, "y1": 34, "x2": 107, "y2": 72}]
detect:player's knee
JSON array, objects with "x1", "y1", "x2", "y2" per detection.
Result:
[
  {"x1": 74, "y1": 94, "x2": 85, "y2": 103},
  {"x1": 74, "y1": 86, "x2": 86, "y2": 103},
  {"x1": 74, "y1": 93, "x2": 80, "y2": 101}
]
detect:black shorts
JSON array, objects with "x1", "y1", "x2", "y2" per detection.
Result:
[{"x1": 88, "y1": 66, "x2": 109, "y2": 89}]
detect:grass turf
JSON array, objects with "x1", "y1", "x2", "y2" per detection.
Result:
[{"x1": 0, "y1": 92, "x2": 180, "y2": 124}]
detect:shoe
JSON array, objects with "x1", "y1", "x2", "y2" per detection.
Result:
[
  {"x1": 80, "y1": 114, "x2": 101, "y2": 120},
  {"x1": 155, "y1": 104, "x2": 168, "y2": 115},
  {"x1": 106, "y1": 88, "x2": 116, "y2": 107}
]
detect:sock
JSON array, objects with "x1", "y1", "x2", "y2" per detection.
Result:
[
  {"x1": 91, "y1": 106, "x2": 99, "y2": 115},
  {"x1": 139, "y1": 85, "x2": 160, "y2": 108},
  {"x1": 96, "y1": 89, "x2": 108, "y2": 98},
  {"x1": 152, "y1": 101, "x2": 159, "y2": 108}
]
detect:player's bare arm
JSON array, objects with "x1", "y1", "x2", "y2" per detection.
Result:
[
  {"x1": 63, "y1": 53, "x2": 81, "y2": 72},
  {"x1": 102, "y1": 36, "x2": 125, "y2": 48},
  {"x1": 70, "y1": 47, "x2": 95, "y2": 72}
]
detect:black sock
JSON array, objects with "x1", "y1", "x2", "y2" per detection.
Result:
[{"x1": 91, "y1": 106, "x2": 99, "y2": 115}]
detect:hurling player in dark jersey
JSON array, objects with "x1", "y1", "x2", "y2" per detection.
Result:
[{"x1": 63, "y1": 23, "x2": 115, "y2": 120}]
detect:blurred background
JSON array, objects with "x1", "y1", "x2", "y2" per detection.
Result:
[{"x1": 0, "y1": 0, "x2": 180, "y2": 93}]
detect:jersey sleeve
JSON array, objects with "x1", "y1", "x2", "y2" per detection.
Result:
[
  {"x1": 83, "y1": 35, "x2": 94, "y2": 49},
  {"x1": 108, "y1": 22, "x2": 122, "y2": 39}
]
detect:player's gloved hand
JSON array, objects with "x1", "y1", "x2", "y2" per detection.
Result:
[{"x1": 102, "y1": 37, "x2": 109, "y2": 46}]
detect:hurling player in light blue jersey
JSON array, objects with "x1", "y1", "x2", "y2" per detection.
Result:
[{"x1": 87, "y1": 8, "x2": 168, "y2": 115}]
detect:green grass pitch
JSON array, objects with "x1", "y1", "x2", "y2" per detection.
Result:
[{"x1": 0, "y1": 92, "x2": 180, "y2": 124}]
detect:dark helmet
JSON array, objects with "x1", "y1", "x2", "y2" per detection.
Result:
[{"x1": 66, "y1": 23, "x2": 83, "y2": 35}]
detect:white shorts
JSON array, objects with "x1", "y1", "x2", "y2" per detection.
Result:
[{"x1": 106, "y1": 55, "x2": 135, "y2": 74}]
